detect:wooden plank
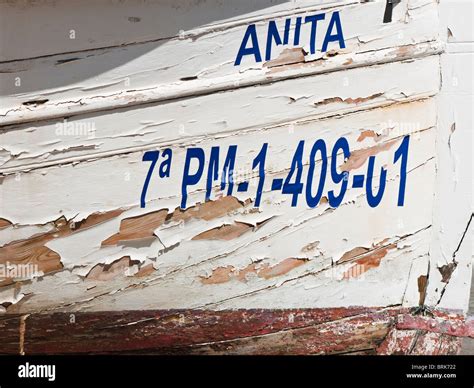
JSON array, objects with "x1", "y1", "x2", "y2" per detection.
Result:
[
  {"x1": 0, "y1": 0, "x2": 440, "y2": 124},
  {"x1": 0, "y1": 56, "x2": 440, "y2": 172},
  {"x1": 1, "y1": 308, "x2": 469, "y2": 355},
  {"x1": 0, "y1": 307, "x2": 394, "y2": 354},
  {"x1": 425, "y1": 1, "x2": 473, "y2": 314},
  {"x1": 0, "y1": 104, "x2": 435, "y2": 311}
]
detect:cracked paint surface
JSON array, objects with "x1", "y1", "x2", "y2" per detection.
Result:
[{"x1": 0, "y1": 0, "x2": 472, "y2": 355}]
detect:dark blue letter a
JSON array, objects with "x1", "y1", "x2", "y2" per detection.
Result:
[{"x1": 234, "y1": 24, "x2": 262, "y2": 66}]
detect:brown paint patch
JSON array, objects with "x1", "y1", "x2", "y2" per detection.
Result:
[
  {"x1": 264, "y1": 48, "x2": 305, "y2": 68},
  {"x1": 102, "y1": 209, "x2": 168, "y2": 246},
  {"x1": 169, "y1": 196, "x2": 245, "y2": 223},
  {"x1": 338, "y1": 238, "x2": 392, "y2": 264},
  {"x1": 343, "y1": 244, "x2": 395, "y2": 279},
  {"x1": 201, "y1": 258, "x2": 307, "y2": 284},
  {"x1": 417, "y1": 275, "x2": 428, "y2": 306},
  {"x1": 339, "y1": 247, "x2": 370, "y2": 263},
  {"x1": 0, "y1": 209, "x2": 125, "y2": 287},
  {"x1": 192, "y1": 222, "x2": 252, "y2": 241},
  {"x1": 357, "y1": 130, "x2": 381, "y2": 143},
  {"x1": 340, "y1": 139, "x2": 397, "y2": 171},
  {"x1": 70, "y1": 209, "x2": 124, "y2": 231},
  {"x1": 102, "y1": 197, "x2": 246, "y2": 246},
  {"x1": 86, "y1": 256, "x2": 139, "y2": 281},
  {"x1": 258, "y1": 258, "x2": 308, "y2": 280},
  {"x1": 0, "y1": 225, "x2": 63, "y2": 283},
  {"x1": 235, "y1": 263, "x2": 259, "y2": 282},
  {"x1": 0, "y1": 218, "x2": 12, "y2": 230},
  {"x1": 200, "y1": 266, "x2": 234, "y2": 285},
  {"x1": 135, "y1": 263, "x2": 155, "y2": 278},
  {"x1": 438, "y1": 262, "x2": 457, "y2": 283}
]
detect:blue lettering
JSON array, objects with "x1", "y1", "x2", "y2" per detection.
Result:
[
  {"x1": 234, "y1": 24, "x2": 262, "y2": 66},
  {"x1": 181, "y1": 148, "x2": 205, "y2": 208},
  {"x1": 322, "y1": 11, "x2": 345, "y2": 52},
  {"x1": 265, "y1": 20, "x2": 283, "y2": 61},
  {"x1": 305, "y1": 13, "x2": 325, "y2": 55}
]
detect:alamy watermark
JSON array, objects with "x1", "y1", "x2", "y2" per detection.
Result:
[
  {"x1": 55, "y1": 119, "x2": 96, "y2": 139},
  {"x1": 0, "y1": 262, "x2": 40, "y2": 280},
  {"x1": 380, "y1": 119, "x2": 422, "y2": 139}
]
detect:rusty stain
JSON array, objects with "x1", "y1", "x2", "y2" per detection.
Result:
[
  {"x1": 438, "y1": 262, "x2": 457, "y2": 283},
  {"x1": 417, "y1": 275, "x2": 428, "y2": 306}
]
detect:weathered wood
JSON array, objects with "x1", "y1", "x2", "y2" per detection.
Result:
[
  {"x1": 0, "y1": 0, "x2": 472, "y2": 356},
  {"x1": 0, "y1": 57, "x2": 439, "y2": 172},
  {"x1": 425, "y1": 0, "x2": 473, "y2": 315},
  {"x1": 0, "y1": 308, "x2": 469, "y2": 355},
  {"x1": 0, "y1": 0, "x2": 440, "y2": 124},
  {"x1": 397, "y1": 314, "x2": 474, "y2": 339}
]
